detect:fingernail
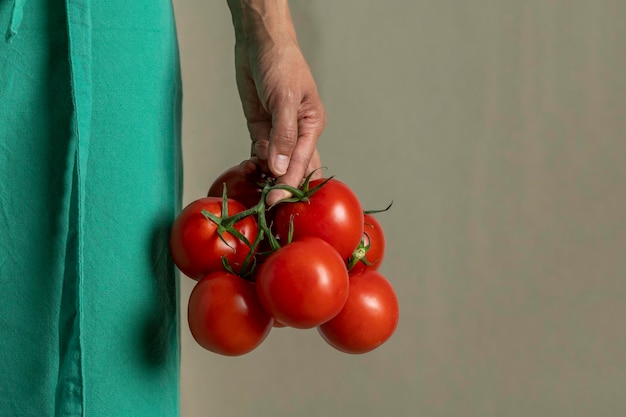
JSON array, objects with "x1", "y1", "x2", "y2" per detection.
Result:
[
  {"x1": 274, "y1": 155, "x2": 289, "y2": 176},
  {"x1": 255, "y1": 140, "x2": 269, "y2": 159},
  {"x1": 239, "y1": 159, "x2": 255, "y2": 173}
]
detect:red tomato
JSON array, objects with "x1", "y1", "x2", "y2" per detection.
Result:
[
  {"x1": 274, "y1": 178, "x2": 364, "y2": 261},
  {"x1": 170, "y1": 197, "x2": 258, "y2": 279},
  {"x1": 256, "y1": 237, "x2": 349, "y2": 329},
  {"x1": 318, "y1": 270, "x2": 399, "y2": 354},
  {"x1": 349, "y1": 214, "x2": 386, "y2": 274},
  {"x1": 207, "y1": 164, "x2": 264, "y2": 208},
  {"x1": 188, "y1": 271, "x2": 273, "y2": 356}
]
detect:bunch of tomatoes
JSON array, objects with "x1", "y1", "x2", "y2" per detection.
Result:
[{"x1": 169, "y1": 163, "x2": 399, "y2": 356}]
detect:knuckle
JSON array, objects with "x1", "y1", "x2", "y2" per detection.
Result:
[{"x1": 268, "y1": 88, "x2": 298, "y2": 108}]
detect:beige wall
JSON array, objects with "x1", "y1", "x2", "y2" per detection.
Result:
[{"x1": 173, "y1": 1, "x2": 626, "y2": 416}]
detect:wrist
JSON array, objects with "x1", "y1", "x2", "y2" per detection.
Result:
[{"x1": 227, "y1": 0, "x2": 297, "y2": 46}]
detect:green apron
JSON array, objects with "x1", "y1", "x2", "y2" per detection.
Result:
[{"x1": 0, "y1": 0, "x2": 182, "y2": 415}]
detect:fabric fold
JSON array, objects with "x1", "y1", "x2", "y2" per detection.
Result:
[
  {"x1": 54, "y1": 1, "x2": 92, "y2": 415},
  {"x1": 5, "y1": 0, "x2": 26, "y2": 43}
]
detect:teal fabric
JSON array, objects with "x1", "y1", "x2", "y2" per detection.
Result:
[{"x1": 0, "y1": 1, "x2": 182, "y2": 416}]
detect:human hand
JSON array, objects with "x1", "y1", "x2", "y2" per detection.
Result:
[{"x1": 228, "y1": 1, "x2": 326, "y2": 205}]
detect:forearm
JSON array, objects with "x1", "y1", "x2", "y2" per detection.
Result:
[
  {"x1": 227, "y1": 0, "x2": 297, "y2": 45},
  {"x1": 226, "y1": 0, "x2": 325, "y2": 196}
]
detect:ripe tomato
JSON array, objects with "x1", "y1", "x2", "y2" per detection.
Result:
[
  {"x1": 207, "y1": 163, "x2": 265, "y2": 208},
  {"x1": 274, "y1": 178, "x2": 364, "y2": 261},
  {"x1": 256, "y1": 237, "x2": 349, "y2": 329},
  {"x1": 169, "y1": 197, "x2": 258, "y2": 279},
  {"x1": 349, "y1": 214, "x2": 386, "y2": 274},
  {"x1": 188, "y1": 271, "x2": 273, "y2": 356},
  {"x1": 318, "y1": 270, "x2": 399, "y2": 354}
]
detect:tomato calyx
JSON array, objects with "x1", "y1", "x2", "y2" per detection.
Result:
[
  {"x1": 197, "y1": 185, "x2": 259, "y2": 279},
  {"x1": 347, "y1": 234, "x2": 373, "y2": 271},
  {"x1": 200, "y1": 185, "x2": 257, "y2": 248},
  {"x1": 347, "y1": 202, "x2": 393, "y2": 272}
]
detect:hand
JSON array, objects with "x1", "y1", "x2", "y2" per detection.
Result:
[{"x1": 229, "y1": 1, "x2": 326, "y2": 205}]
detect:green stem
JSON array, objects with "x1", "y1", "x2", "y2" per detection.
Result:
[
  {"x1": 257, "y1": 181, "x2": 282, "y2": 251},
  {"x1": 198, "y1": 172, "x2": 338, "y2": 276},
  {"x1": 364, "y1": 201, "x2": 393, "y2": 215}
]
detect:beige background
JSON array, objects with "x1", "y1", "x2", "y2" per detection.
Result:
[{"x1": 172, "y1": 1, "x2": 626, "y2": 416}]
